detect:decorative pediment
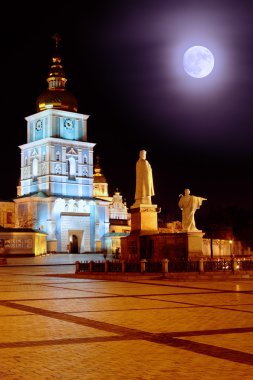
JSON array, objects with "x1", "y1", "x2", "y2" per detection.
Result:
[
  {"x1": 66, "y1": 147, "x2": 78, "y2": 155},
  {"x1": 31, "y1": 149, "x2": 38, "y2": 158}
]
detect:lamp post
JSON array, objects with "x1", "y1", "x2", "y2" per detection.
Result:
[{"x1": 229, "y1": 240, "x2": 233, "y2": 257}]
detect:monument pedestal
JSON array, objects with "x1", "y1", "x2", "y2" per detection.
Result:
[
  {"x1": 183, "y1": 230, "x2": 205, "y2": 259},
  {"x1": 120, "y1": 203, "x2": 160, "y2": 261},
  {"x1": 130, "y1": 204, "x2": 160, "y2": 235}
]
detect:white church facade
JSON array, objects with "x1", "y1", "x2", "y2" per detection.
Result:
[{"x1": 0, "y1": 34, "x2": 129, "y2": 256}]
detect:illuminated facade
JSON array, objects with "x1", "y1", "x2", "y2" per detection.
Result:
[
  {"x1": 0, "y1": 202, "x2": 15, "y2": 228},
  {"x1": 14, "y1": 35, "x2": 112, "y2": 253}
]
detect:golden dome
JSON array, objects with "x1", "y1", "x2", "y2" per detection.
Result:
[
  {"x1": 36, "y1": 34, "x2": 78, "y2": 113},
  {"x1": 36, "y1": 88, "x2": 78, "y2": 113},
  {"x1": 93, "y1": 156, "x2": 107, "y2": 183}
]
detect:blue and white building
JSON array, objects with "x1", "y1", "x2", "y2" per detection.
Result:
[{"x1": 14, "y1": 36, "x2": 111, "y2": 253}]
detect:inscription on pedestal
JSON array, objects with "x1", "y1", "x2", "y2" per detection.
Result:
[
  {"x1": 127, "y1": 240, "x2": 138, "y2": 254},
  {"x1": 141, "y1": 207, "x2": 157, "y2": 212}
]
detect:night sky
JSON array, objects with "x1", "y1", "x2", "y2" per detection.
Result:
[{"x1": 2, "y1": 1, "x2": 253, "y2": 229}]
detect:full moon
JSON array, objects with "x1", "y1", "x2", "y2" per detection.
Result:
[{"x1": 183, "y1": 46, "x2": 214, "y2": 78}]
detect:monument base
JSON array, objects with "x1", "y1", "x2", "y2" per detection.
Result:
[
  {"x1": 183, "y1": 231, "x2": 205, "y2": 259},
  {"x1": 120, "y1": 234, "x2": 140, "y2": 262},
  {"x1": 120, "y1": 230, "x2": 205, "y2": 262},
  {"x1": 120, "y1": 203, "x2": 160, "y2": 261},
  {"x1": 130, "y1": 204, "x2": 160, "y2": 235}
]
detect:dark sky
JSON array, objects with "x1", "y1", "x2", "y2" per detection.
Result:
[{"x1": 2, "y1": 1, "x2": 253, "y2": 225}]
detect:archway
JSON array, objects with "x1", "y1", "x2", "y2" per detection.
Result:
[{"x1": 70, "y1": 235, "x2": 78, "y2": 253}]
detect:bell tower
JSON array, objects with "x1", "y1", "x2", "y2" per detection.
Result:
[{"x1": 14, "y1": 35, "x2": 109, "y2": 253}]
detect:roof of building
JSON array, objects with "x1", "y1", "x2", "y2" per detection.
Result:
[
  {"x1": 104, "y1": 232, "x2": 129, "y2": 237},
  {"x1": 36, "y1": 33, "x2": 78, "y2": 113},
  {"x1": 93, "y1": 156, "x2": 107, "y2": 183},
  {"x1": 0, "y1": 227, "x2": 47, "y2": 234}
]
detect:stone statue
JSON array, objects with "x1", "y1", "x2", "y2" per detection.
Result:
[
  {"x1": 178, "y1": 188, "x2": 207, "y2": 232},
  {"x1": 134, "y1": 150, "x2": 154, "y2": 206}
]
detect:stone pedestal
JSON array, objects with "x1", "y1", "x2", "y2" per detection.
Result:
[
  {"x1": 120, "y1": 203, "x2": 160, "y2": 261},
  {"x1": 184, "y1": 231, "x2": 205, "y2": 259},
  {"x1": 130, "y1": 204, "x2": 159, "y2": 235},
  {"x1": 120, "y1": 228, "x2": 205, "y2": 262},
  {"x1": 120, "y1": 234, "x2": 139, "y2": 261}
]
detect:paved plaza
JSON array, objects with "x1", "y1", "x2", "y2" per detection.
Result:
[{"x1": 0, "y1": 254, "x2": 253, "y2": 379}]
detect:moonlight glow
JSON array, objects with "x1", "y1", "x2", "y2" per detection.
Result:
[{"x1": 183, "y1": 46, "x2": 214, "y2": 78}]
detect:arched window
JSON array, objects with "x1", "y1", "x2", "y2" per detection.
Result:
[
  {"x1": 83, "y1": 154, "x2": 87, "y2": 164},
  {"x1": 32, "y1": 158, "x2": 38, "y2": 181},
  {"x1": 68, "y1": 157, "x2": 76, "y2": 180},
  {"x1": 73, "y1": 202, "x2": 78, "y2": 212}
]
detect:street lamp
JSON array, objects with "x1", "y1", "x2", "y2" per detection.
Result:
[{"x1": 229, "y1": 240, "x2": 233, "y2": 257}]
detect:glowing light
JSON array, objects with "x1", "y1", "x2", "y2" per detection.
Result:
[{"x1": 183, "y1": 46, "x2": 214, "y2": 78}]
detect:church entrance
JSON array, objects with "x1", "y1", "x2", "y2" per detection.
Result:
[
  {"x1": 61, "y1": 215, "x2": 88, "y2": 252},
  {"x1": 70, "y1": 234, "x2": 78, "y2": 253}
]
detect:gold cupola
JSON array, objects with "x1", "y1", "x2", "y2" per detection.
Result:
[
  {"x1": 36, "y1": 33, "x2": 78, "y2": 113},
  {"x1": 93, "y1": 156, "x2": 109, "y2": 198},
  {"x1": 93, "y1": 156, "x2": 107, "y2": 183}
]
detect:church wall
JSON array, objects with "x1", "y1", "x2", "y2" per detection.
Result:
[
  {"x1": 49, "y1": 198, "x2": 103, "y2": 253},
  {"x1": 89, "y1": 203, "x2": 96, "y2": 252},
  {"x1": 19, "y1": 137, "x2": 95, "y2": 198},
  {"x1": 27, "y1": 110, "x2": 88, "y2": 144},
  {"x1": 95, "y1": 203, "x2": 110, "y2": 250},
  {"x1": 0, "y1": 202, "x2": 15, "y2": 228},
  {"x1": 36, "y1": 203, "x2": 48, "y2": 231},
  {"x1": 15, "y1": 198, "x2": 49, "y2": 230}
]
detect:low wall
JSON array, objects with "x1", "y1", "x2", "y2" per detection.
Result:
[{"x1": 0, "y1": 229, "x2": 47, "y2": 256}]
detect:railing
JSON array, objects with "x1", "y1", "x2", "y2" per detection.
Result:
[
  {"x1": 92, "y1": 261, "x2": 105, "y2": 272},
  {"x1": 168, "y1": 260, "x2": 199, "y2": 272},
  {"x1": 145, "y1": 261, "x2": 163, "y2": 273},
  {"x1": 204, "y1": 259, "x2": 232, "y2": 272},
  {"x1": 125, "y1": 261, "x2": 141, "y2": 273},
  {"x1": 75, "y1": 258, "x2": 253, "y2": 275},
  {"x1": 108, "y1": 261, "x2": 122, "y2": 272},
  {"x1": 240, "y1": 260, "x2": 253, "y2": 271},
  {"x1": 77, "y1": 261, "x2": 90, "y2": 272}
]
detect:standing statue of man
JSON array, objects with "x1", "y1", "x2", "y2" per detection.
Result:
[
  {"x1": 178, "y1": 188, "x2": 207, "y2": 232},
  {"x1": 134, "y1": 150, "x2": 154, "y2": 206}
]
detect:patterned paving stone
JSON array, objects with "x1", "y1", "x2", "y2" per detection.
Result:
[{"x1": 0, "y1": 255, "x2": 253, "y2": 379}]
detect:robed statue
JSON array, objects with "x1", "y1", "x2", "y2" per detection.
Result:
[
  {"x1": 178, "y1": 188, "x2": 207, "y2": 232},
  {"x1": 134, "y1": 150, "x2": 154, "y2": 206}
]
